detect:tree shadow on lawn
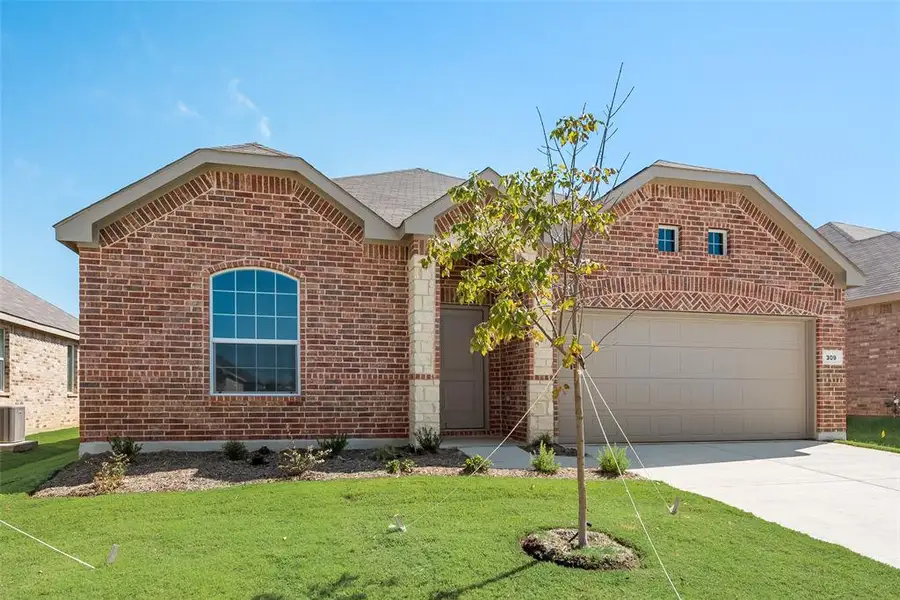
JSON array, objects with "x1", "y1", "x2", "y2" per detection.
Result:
[
  {"x1": 251, "y1": 572, "x2": 400, "y2": 600},
  {"x1": 429, "y1": 561, "x2": 538, "y2": 600}
]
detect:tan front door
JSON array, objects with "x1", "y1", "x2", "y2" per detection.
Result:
[
  {"x1": 558, "y1": 310, "x2": 811, "y2": 443},
  {"x1": 440, "y1": 307, "x2": 486, "y2": 430}
]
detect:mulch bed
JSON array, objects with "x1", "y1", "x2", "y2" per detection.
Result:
[
  {"x1": 32, "y1": 447, "x2": 641, "y2": 498},
  {"x1": 521, "y1": 528, "x2": 640, "y2": 570}
]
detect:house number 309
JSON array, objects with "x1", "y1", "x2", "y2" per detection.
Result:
[{"x1": 822, "y1": 350, "x2": 844, "y2": 366}]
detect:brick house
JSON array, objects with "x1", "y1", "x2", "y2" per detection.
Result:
[
  {"x1": 0, "y1": 277, "x2": 79, "y2": 432},
  {"x1": 818, "y1": 222, "x2": 899, "y2": 416},
  {"x1": 53, "y1": 144, "x2": 864, "y2": 454}
]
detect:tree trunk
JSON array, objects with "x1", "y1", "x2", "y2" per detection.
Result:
[{"x1": 572, "y1": 362, "x2": 588, "y2": 547}]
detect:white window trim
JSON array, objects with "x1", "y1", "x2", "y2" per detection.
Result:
[
  {"x1": 67, "y1": 344, "x2": 77, "y2": 393},
  {"x1": 658, "y1": 225, "x2": 680, "y2": 252},
  {"x1": 708, "y1": 228, "x2": 728, "y2": 256},
  {"x1": 209, "y1": 268, "x2": 301, "y2": 397}
]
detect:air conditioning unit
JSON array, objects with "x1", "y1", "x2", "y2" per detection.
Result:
[{"x1": 0, "y1": 405, "x2": 26, "y2": 443}]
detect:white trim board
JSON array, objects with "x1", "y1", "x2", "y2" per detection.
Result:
[
  {"x1": 79, "y1": 437, "x2": 405, "y2": 456},
  {"x1": 0, "y1": 312, "x2": 79, "y2": 341}
]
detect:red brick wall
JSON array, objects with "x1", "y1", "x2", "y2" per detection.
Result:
[
  {"x1": 79, "y1": 169, "x2": 409, "y2": 442},
  {"x1": 580, "y1": 182, "x2": 846, "y2": 435},
  {"x1": 846, "y1": 300, "x2": 900, "y2": 416}
]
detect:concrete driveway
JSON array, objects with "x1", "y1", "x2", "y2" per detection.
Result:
[
  {"x1": 618, "y1": 441, "x2": 900, "y2": 568},
  {"x1": 455, "y1": 438, "x2": 900, "y2": 567}
]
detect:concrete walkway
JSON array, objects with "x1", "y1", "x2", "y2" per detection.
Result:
[{"x1": 453, "y1": 438, "x2": 900, "y2": 568}]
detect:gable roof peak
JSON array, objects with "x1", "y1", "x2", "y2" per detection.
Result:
[{"x1": 207, "y1": 142, "x2": 296, "y2": 157}]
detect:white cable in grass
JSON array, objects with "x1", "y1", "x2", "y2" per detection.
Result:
[
  {"x1": 402, "y1": 364, "x2": 563, "y2": 530},
  {"x1": 581, "y1": 371, "x2": 682, "y2": 600},
  {"x1": 0, "y1": 519, "x2": 96, "y2": 570},
  {"x1": 582, "y1": 368, "x2": 677, "y2": 514}
]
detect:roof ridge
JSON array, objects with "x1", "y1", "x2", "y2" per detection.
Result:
[
  {"x1": 334, "y1": 167, "x2": 463, "y2": 181},
  {"x1": 211, "y1": 142, "x2": 295, "y2": 157}
]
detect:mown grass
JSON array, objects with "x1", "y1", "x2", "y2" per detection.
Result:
[
  {"x1": 1, "y1": 428, "x2": 898, "y2": 599},
  {"x1": 842, "y1": 415, "x2": 900, "y2": 453},
  {"x1": 0, "y1": 427, "x2": 80, "y2": 494}
]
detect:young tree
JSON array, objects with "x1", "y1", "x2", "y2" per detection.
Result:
[{"x1": 423, "y1": 69, "x2": 631, "y2": 547}]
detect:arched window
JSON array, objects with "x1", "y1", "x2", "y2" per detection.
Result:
[{"x1": 210, "y1": 268, "x2": 299, "y2": 394}]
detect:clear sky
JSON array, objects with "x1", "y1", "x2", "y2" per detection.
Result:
[{"x1": 2, "y1": 2, "x2": 898, "y2": 316}]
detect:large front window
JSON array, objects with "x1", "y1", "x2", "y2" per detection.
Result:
[{"x1": 211, "y1": 269, "x2": 299, "y2": 394}]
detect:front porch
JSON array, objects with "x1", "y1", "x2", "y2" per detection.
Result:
[{"x1": 407, "y1": 243, "x2": 555, "y2": 443}]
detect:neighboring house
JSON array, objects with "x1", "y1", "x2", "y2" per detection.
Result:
[
  {"x1": 0, "y1": 277, "x2": 79, "y2": 432},
  {"x1": 53, "y1": 143, "x2": 864, "y2": 454},
  {"x1": 818, "y1": 222, "x2": 900, "y2": 416}
]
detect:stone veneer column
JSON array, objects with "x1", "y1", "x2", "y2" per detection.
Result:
[
  {"x1": 408, "y1": 245, "x2": 440, "y2": 441},
  {"x1": 526, "y1": 336, "x2": 555, "y2": 441}
]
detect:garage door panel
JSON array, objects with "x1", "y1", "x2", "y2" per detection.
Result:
[{"x1": 558, "y1": 310, "x2": 810, "y2": 443}]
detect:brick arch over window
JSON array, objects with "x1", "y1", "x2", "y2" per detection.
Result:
[
  {"x1": 583, "y1": 276, "x2": 825, "y2": 316},
  {"x1": 202, "y1": 258, "x2": 308, "y2": 404}
]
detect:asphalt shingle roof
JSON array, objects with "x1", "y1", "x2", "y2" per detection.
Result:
[
  {"x1": 818, "y1": 222, "x2": 900, "y2": 301},
  {"x1": 205, "y1": 144, "x2": 464, "y2": 227},
  {"x1": 0, "y1": 277, "x2": 79, "y2": 334},
  {"x1": 209, "y1": 143, "x2": 297, "y2": 157},
  {"x1": 333, "y1": 168, "x2": 464, "y2": 227}
]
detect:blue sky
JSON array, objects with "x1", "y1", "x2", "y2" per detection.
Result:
[{"x1": 2, "y1": 2, "x2": 898, "y2": 315}]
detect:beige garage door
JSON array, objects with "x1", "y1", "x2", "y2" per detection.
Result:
[{"x1": 558, "y1": 310, "x2": 811, "y2": 443}]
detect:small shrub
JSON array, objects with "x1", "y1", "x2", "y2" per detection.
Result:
[
  {"x1": 415, "y1": 427, "x2": 442, "y2": 453},
  {"x1": 257, "y1": 445, "x2": 272, "y2": 456},
  {"x1": 598, "y1": 445, "x2": 630, "y2": 476},
  {"x1": 249, "y1": 452, "x2": 268, "y2": 466},
  {"x1": 385, "y1": 458, "x2": 415, "y2": 475},
  {"x1": 93, "y1": 453, "x2": 128, "y2": 494},
  {"x1": 462, "y1": 454, "x2": 492, "y2": 475},
  {"x1": 531, "y1": 441, "x2": 560, "y2": 475},
  {"x1": 107, "y1": 436, "x2": 142, "y2": 461},
  {"x1": 317, "y1": 434, "x2": 349, "y2": 457},
  {"x1": 529, "y1": 432, "x2": 554, "y2": 451},
  {"x1": 372, "y1": 445, "x2": 400, "y2": 461},
  {"x1": 222, "y1": 440, "x2": 249, "y2": 461},
  {"x1": 278, "y1": 446, "x2": 328, "y2": 477}
]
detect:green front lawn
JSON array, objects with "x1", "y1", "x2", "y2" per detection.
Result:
[
  {"x1": 843, "y1": 415, "x2": 900, "y2": 453},
  {"x1": 2, "y1": 429, "x2": 898, "y2": 599},
  {"x1": 0, "y1": 427, "x2": 80, "y2": 494}
]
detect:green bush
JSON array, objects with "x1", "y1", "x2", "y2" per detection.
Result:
[
  {"x1": 415, "y1": 427, "x2": 442, "y2": 453},
  {"x1": 93, "y1": 452, "x2": 128, "y2": 494},
  {"x1": 531, "y1": 442, "x2": 560, "y2": 475},
  {"x1": 249, "y1": 451, "x2": 268, "y2": 466},
  {"x1": 598, "y1": 445, "x2": 630, "y2": 475},
  {"x1": 529, "y1": 432, "x2": 554, "y2": 451},
  {"x1": 462, "y1": 454, "x2": 492, "y2": 475},
  {"x1": 385, "y1": 458, "x2": 415, "y2": 475},
  {"x1": 317, "y1": 434, "x2": 349, "y2": 457},
  {"x1": 107, "y1": 436, "x2": 142, "y2": 461},
  {"x1": 222, "y1": 440, "x2": 250, "y2": 461},
  {"x1": 278, "y1": 446, "x2": 328, "y2": 477},
  {"x1": 372, "y1": 445, "x2": 400, "y2": 462}
]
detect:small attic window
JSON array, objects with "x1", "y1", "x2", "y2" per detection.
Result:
[
  {"x1": 708, "y1": 230, "x2": 727, "y2": 256},
  {"x1": 658, "y1": 226, "x2": 679, "y2": 252}
]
